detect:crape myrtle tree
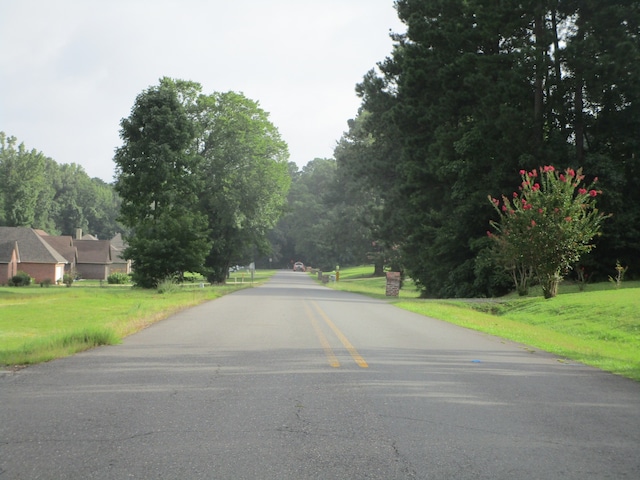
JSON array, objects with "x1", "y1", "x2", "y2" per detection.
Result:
[
  {"x1": 114, "y1": 79, "x2": 211, "y2": 288},
  {"x1": 489, "y1": 166, "x2": 609, "y2": 298},
  {"x1": 353, "y1": 0, "x2": 640, "y2": 297}
]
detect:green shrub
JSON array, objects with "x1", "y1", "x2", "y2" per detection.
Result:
[
  {"x1": 9, "y1": 271, "x2": 33, "y2": 287},
  {"x1": 40, "y1": 278, "x2": 53, "y2": 288},
  {"x1": 107, "y1": 272, "x2": 130, "y2": 285},
  {"x1": 63, "y1": 273, "x2": 74, "y2": 287},
  {"x1": 183, "y1": 272, "x2": 206, "y2": 283}
]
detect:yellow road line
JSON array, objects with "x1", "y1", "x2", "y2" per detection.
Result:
[
  {"x1": 304, "y1": 302, "x2": 340, "y2": 368},
  {"x1": 311, "y1": 301, "x2": 369, "y2": 368}
]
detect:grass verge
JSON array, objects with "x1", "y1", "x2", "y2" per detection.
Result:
[
  {"x1": 322, "y1": 266, "x2": 640, "y2": 382},
  {"x1": 0, "y1": 270, "x2": 276, "y2": 368},
  {"x1": 2, "y1": 328, "x2": 120, "y2": 366}
]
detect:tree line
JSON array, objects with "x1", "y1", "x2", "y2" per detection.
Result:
[
  {"x1": 269, "y1": 1, "x2": 640, "y2": 297},
  {"x1": 4, "y1": 1, "x2": 639, "y2": 297},
  {"x1": 0, "y1": 132, "x2": 122, "y2": 240},
  {"x1": 265, "y1": 157, "x2": 392, "y2": 275}
]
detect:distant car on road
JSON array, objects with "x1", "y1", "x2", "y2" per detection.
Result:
[{"x1": 293, "y1": 262, "x2": 305, "y2": 272}]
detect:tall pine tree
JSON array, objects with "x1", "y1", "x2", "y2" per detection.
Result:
[{"x1": 355, "y1": 0, "x2": 640, "y2": 296}]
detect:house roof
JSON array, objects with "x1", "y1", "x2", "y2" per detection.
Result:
[
  {"x1": 74, "y1": 239, "x2": 112, "y2": 264},
  {"x1": 39, "y1": 235, "x2": 77, "y2": 264},
  {"x1": 111, "y1": 233, "x2": 125, "y2": 249},
  {"x1": 109, "y1": 233, "x2": 128, "y2": 263},
  {"x1": 0, "y1": 227, "x2": 67, "y2": 264},
  {"x1": 0, "y1": 240, "x2": 20, "y2": 263},
  {"x1": 110, "y1": 244, "x2": 126, "y2": 263}
]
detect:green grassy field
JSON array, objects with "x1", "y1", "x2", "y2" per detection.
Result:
[
  {"x1": 322, "y1": 266, "x2": 640, "y2": 381},
  {"x1": 0, "y1": 270, "x2": 275, "y2": 367}
]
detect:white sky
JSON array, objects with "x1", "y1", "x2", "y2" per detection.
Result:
[{"x1": 0, "y1": 0, "x2": 404, "y2": 182}]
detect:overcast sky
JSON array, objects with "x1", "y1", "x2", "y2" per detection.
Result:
[{"x1": 0, "y1": 0, "x2": 404, "y2": 182}]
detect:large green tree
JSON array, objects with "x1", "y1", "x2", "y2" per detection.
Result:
[
  {"x1": 113, "y1": 78, "x2": 290, "y2": 286},
  {"x1": 352, "y1": 0, "x2": 640, "y2": 297},
  {"x1": 192, "y1": 90, "x2": 290, "y2": 282},
  {"x1": 561, "y1": 1, "x2": 640, "y2": 279},
  {"x1": 114, "y1": 79, "x2": 211, "y2": 287},
  {"x1": 373, "y1": 0, "x2": 537, "y2": 297}
]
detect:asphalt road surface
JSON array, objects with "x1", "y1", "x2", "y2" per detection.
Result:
[{"x1": 1, "y1": 271, "x2": 639, "y2": 479}]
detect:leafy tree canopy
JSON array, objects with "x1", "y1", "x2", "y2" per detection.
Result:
[
  {"x1": 114, "y1": 79, "x2": 210, "y2": 287},
  {"x1": 113, "y1": 78, "x2": 291, "y2": 286}
]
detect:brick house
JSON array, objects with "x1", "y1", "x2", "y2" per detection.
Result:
[
  {"x1": 0, "y1": 228, "x2": 131, "y2": 283},
  {"x1": 0, "y1": 227, "x2": 67, "y2": 284},
  {"x1": 73, "y1": 239, "x2": 113, "y2": 280},
  {"x1": 37, "y1": 234, "x2": 77, "y2": 275},
  {"x1": 40, "y1": 230, "x2": 123, "y2": 280}
]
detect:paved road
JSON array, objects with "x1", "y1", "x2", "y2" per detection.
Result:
[{"x1": 1, "y1": 271, "x2": 639, "y2": 479}]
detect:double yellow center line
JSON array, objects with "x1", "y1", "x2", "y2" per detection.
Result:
[{"x1": 305, "y1": 300, "x2": 368, "y2": 369}]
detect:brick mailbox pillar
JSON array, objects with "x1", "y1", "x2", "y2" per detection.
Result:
[{"x1": 385, "y1": 271, "x2": 401, "y2": 296}]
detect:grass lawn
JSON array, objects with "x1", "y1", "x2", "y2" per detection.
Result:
[
  {"x1": 0, "y1": 270, "x2": 276, "y2": 367},
  {"x1": 322, "y1": 266, "x2": 640, "y2": 382}
]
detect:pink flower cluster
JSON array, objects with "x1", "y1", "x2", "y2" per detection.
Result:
[
  {"x1": 520, "y1": 166, "x2": 556, "y2": 177},
  {"x1": 491, "y1": 166, "x2": 603, "y2": 227},
  {"x1": 579, "y1": 188, "x2": 601, "y2": 197},
  {"x1": 559, "y1": 168, "x2": 576, "y2": 182},
  {"x1": 520, "y1": 169, "x2": 538, "y2": 178}
]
